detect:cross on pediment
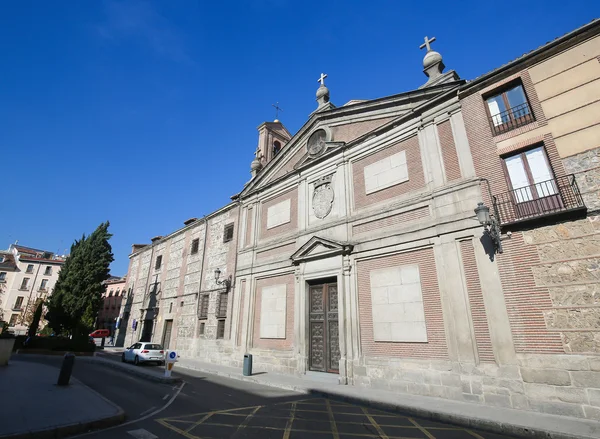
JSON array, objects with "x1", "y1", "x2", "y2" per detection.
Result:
[
  {"x1": 272, "y1": 102, "x2": 283, "y2": 119},
  {"x1": 419, "y1": 36, "x2": 436, "y2": 52},
  {"x1": 317, "y1": 73, "x2": 328, "y2": 86}
]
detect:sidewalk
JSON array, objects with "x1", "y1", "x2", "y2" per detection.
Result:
[
  {"x1": 0, "y1": 360, "x2": 124, "y2": 439},
  {"x1": 174, "y1": 357, "x2": 600, "y2": 439}
]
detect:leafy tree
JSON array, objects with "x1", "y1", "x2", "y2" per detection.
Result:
[
  {"x1": 46, "y1": 222, "x2": 114, "y2": 337},
  {"x1": 27, "y1": 299, "x2": 44, "y2": 337}
]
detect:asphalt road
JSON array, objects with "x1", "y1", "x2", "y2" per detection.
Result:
[{"x1": 14, "y1": 355, "x2": 514, "y2": 439}]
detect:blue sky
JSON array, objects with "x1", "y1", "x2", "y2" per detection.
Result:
[{"x1": 0, "y1": 1, "x2": 595, "y2": 275}]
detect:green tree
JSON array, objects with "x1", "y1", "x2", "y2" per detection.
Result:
[
  {"x1": 27, "y1": 299, "x2": 44, "y2": 337},
  {"x1": 46, "y1": 222, "x2": 114, "y2": 336}
]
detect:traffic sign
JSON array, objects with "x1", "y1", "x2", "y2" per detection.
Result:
[{"x1": 167, "y1": 351, "x2": 177, "y2": 361}]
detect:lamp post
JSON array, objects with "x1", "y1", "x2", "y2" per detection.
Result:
[
  {"x1": 474, "y1": 202, "x2": 503, "y2": 254},
  {"x1": 214, "y1": 268, "x2": 232, "y2": 290}
]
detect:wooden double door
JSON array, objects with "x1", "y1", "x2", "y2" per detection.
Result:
[{"x1": 309, "y1": 281, "x2": 340, "y2": 373}]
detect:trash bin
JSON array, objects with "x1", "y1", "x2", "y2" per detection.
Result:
[{"x1": 243, "y1": 353, "x2": 253, "y2": 376}]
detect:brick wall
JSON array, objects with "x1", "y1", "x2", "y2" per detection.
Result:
[
  {"x1": 259, "y1": 188, "x2": 298, "y2": 241},
  {"x1": 252, "y1": 274, "x2": 295, "y2": 350},
  {"x1": 271, "y1": 147, "x2": 305, "y2": 181},
  {"x1": 352, "y1": 206, "x2": 430, "y2": 235},
  {"x1": 357, "y1": 248, "x2": 448, "y2": 359},
  {"x1": 256, "y1": 242, "x2": 296, "y2": 262},
  {"x1": 437, "y1": 120, "x2": 462, "y2": 182},
  {"x1": 331, "y1": 117, "x2": 394, "y2": 143},
  {"x1": 497, "y1": 233, "x2": 564, "y2": 353},
  {"x1": 352, "y1": 135, "x2": 425, "y2": 210},
  {"x1": 245, "y1": 207, "x2": 253, "y2": 247},
  {"x1": 459, "y1": 239, "x2": 495, "y2": 363}
]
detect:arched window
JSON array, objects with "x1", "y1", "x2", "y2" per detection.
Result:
[
  {"x1": 273, "y1": 140, "x2": 281, "y2": 157},
  {"x1": 108, "y1": 290, "x2": 113, "y2": 297}
]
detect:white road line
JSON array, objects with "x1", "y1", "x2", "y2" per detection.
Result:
[
  {"x1": 162, "y1": 393, "x2": 169, "y2": 400},
  {"x1": 70, "y1": 381, "x2": 185, "y2": 438},
  {"x1": 127, "y1": 428, "x2": 158, "y2": 439},
  {"x1": 139, "y1": 406, "x2": 157, "y2": 417}
]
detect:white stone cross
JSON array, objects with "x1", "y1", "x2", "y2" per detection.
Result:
[
  {"x1": 317, "y1": 73, "x2": 328, "y2": 86},
  {"x1": 419, "y1": 36, "x2": 436, "y2": 52}
]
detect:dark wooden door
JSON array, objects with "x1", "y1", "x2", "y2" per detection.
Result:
[
  {"x1": 140, "y1": 319, "x2": 153, "y2": 342},
  {"x1": 309, "y1": 282, "x2": 340, "y2": 373},
  {"x1": 162, "y1": 320, "x2": 173, "y2": 349}
]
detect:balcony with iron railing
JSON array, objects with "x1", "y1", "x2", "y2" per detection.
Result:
[
  {"x1": 493, "y1": 175, "x2": 586, "y2": 226},
  {"x1": 489, "y1": 102, "x2": 534, "y2": 136}
]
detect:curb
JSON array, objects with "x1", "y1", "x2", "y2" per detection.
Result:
[
  {"x1": 0, "y1": 368, "x2": 125, "y2": 439},
  {"x1": 83, "y1": 356, "x2": 182, "y2": 384},
  {"x1": 175, "y1": 363, "x2": 597, "y2": 439}
]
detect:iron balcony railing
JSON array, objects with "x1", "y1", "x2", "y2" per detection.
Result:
[
  {"x1": 493, "y1": 175, "x2": 585, "y2": 226},
  {"x1": 489, "y1": 102, "x2": 534, "y2": 136}
]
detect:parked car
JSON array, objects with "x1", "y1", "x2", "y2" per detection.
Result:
[
  {"x1": 122, "y1": 342, "x2": 165, "y2": 366},
  {"x1": 89, "y1": 329, "x2": 110, "y2": 338}
]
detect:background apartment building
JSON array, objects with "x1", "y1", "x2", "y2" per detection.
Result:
[{"x1": 0, "y1": 244, "x2": 65, "y2": 335}]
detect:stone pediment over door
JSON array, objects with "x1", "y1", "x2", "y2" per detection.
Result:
[{"x1": 290, "y1": 236, "x2": 353, "y2": 265}]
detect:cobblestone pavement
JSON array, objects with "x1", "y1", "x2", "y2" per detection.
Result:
[{"x1": 157, "y1": 397, "x2": 511, "y2": 439}]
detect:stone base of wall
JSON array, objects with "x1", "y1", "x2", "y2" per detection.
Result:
[{"x1": 350, "y1": 355, "x2": 600, "y2": 420}]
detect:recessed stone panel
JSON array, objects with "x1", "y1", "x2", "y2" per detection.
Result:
[
  {"x1": 266, "y1": 199, "x2": 291, "y2": 229},
  {"x1": 259, "y1": 284, "x2": 287, "y2": 339},
  {"x1": 363, "y1": 150, "x2": 408, "y2": 194},
  {"x1": 369, "y1": 265, "x2": 427, "y2": 342}
]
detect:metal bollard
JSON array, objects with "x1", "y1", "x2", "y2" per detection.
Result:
[
  {"x1": 57, "y1": 352, "x2": 75, "y2": 386},
  {"x1": 100, "y1": 337, "x2": 105, "y2": 348},
  {"x1": 243, "y1": 353, "x2": 253, "y2": 376}
]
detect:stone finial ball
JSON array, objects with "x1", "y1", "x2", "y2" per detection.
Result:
[
  {"x1": 423, "y1": 50, "x2": 442, "y2": 68},
  {"x1": 251, "y1": 158, "x2": 262, "y2": 170},
  {"x1": 316, "y1": 85, "x2": 329, "y2": 99}
]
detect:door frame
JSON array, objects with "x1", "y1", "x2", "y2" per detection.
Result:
[{"x1": 162, "y1": 319, "x2": 173, "y2": 349}]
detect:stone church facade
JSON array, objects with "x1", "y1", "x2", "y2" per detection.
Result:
[{"x1": 118, "y1": 21, "x2": 600, "y2": 419}]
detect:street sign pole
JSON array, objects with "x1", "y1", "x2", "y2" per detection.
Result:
[{"x1": 165, "y1": 350, "x2": 177, "y2": 377}]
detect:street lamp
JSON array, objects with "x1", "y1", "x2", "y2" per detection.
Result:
[
  {"x1": 214, "y1": 268, "x2": 232, "y2": 290},
  {"x1": 474, "y1": 202, "x2": 503, "y2": 254}
]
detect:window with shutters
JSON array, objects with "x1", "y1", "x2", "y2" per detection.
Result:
[
  {"x1": 216, "y1": 320, "x2": 225, "y2": 339},
  {"x1": 217, "y1": 292, "x2": 228, "y2": 318},
  {"x1": 20, "y1": 278, "x2": 29, "y2": 290},
  {"x1": 223, "y1": 224, "x2": 234, "y2": 243},
  {"x1": 26, "y1": 265, "x2": 34, "y2": 273},
  {"x1": 199, "y1": 294, "x2": 209, "y2": 319},
  {"x1": 44, "y1": 266, "x2": 52, "y2": 276},
  {"x1": 155, "y1": 255, "x2": 162, "y2": 270},
  {"x1": 191, "y1": 238, "x2": 200, "y2": 255}
]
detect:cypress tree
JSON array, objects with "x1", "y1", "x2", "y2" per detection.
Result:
[{"x1": 46, "y1": 222, "x2": 114, "y2": 336}]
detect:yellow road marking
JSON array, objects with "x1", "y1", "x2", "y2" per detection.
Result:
[
  {"x1": 156, "y1": 419, "x2": 201, "y2": 439},
  {"x1": 325, "y1": 399, "x2": 340, "y2": 439},
  {"x1": 282, "y1": 402, "x2": 296, "y2": 439},
  {"x1": 361, "y1": 407, "x2": 389, "y2": 439},
  {"x1": 466, "y1": 430, "x2": 486, "y2": 439},
  {"x1": 408, "y1": 418, "x2": 436, "y2": 439},
  {"x1": 185, "y1": 411, "x2": 215, "y2": 433},
  {"x1": 232, "y1": 405, "x2": 261, "y2": 437}
]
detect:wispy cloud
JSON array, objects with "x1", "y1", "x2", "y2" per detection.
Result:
[{"x1": 96, "y1": 0, "x2": 191, "y2": 63}]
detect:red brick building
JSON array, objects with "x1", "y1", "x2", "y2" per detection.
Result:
[
  {"x1": 118, "y1": 21, "x2": 600, "y2": 420},
  {"x1": 97, "y1": 276, "x2": 126, "y2": 334}
]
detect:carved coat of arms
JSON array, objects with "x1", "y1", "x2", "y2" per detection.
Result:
[{"x1": 312, "y1": 175, "x2": 334, "y2": 219}]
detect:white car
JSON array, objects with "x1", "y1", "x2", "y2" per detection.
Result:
[{"x1": 122, "y1": 342, "x2": 165, "y2": 366}]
